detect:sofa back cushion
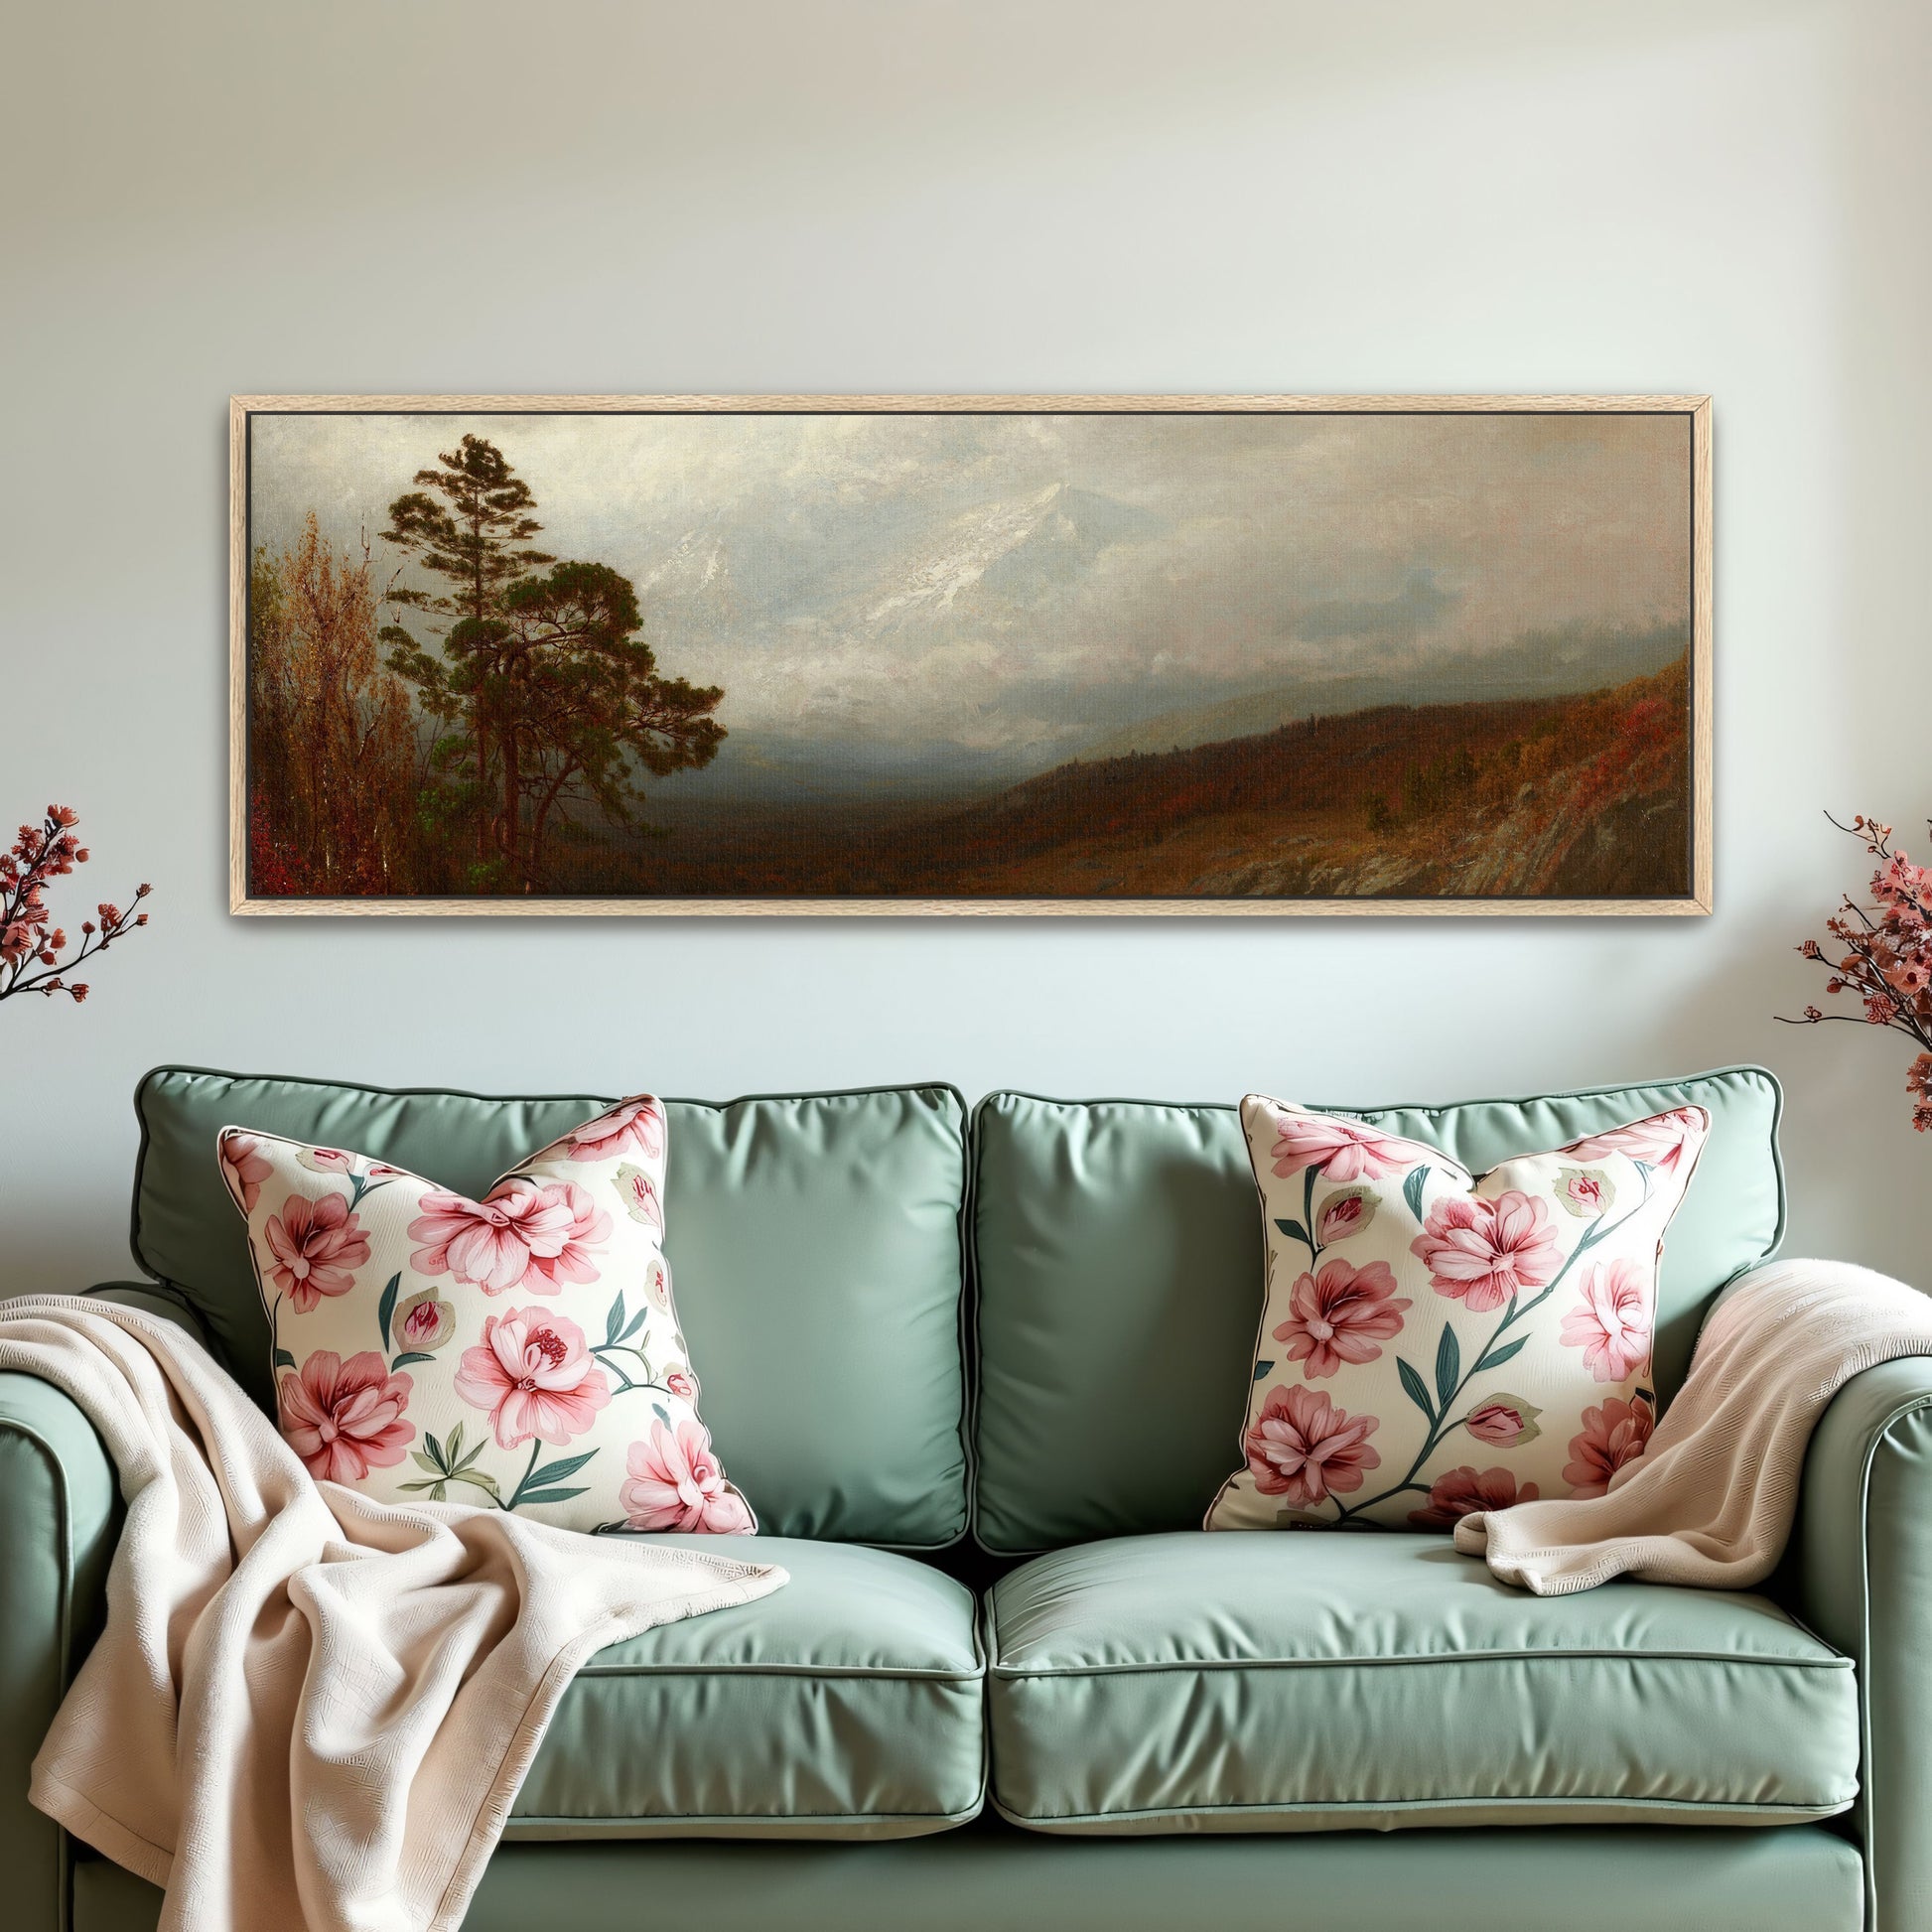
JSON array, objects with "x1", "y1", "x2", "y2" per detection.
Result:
[
  {"x1": 971, "y1": 1068, "x2": 1785, "y2": 1555},
  {"x1": 132, "y1": 1067, "x2": 969, "y2": 1548}
]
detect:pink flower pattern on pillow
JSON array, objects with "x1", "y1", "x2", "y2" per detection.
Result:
[
  {"x1": 570, "y1": 1097, "x2": 666, "y2": 1163},
  {"x1": 279, "y1": 1350, "x2": 414, "y2": 1482},
  {"x1": 511, "y1": 1180, "x2": 611, "y2": 1293},
  {"x1": 219, "y1": 1131, "x2": 272, "y2": 1213},
  {"x1": 1244, "y1": 1384, "x2": 1381, "y2": 1507},
  {"x1": 1466, "y1": 1397, "x2": 1539, "y2": 1448},
  {"x1": 1562, "y1": 1108, "x2": 1705, "y2": 1178},
  {"x1": 615, "y1": 1165, "x2": 665, "y2": 1234},
  {"x1": 644, "y1": 1257, "x2": 673, "y2": 1310},
  {"x1": 1268, "y1": 1111, "x2": 1416, "y2": 1182},
  {"x1": 1315, "y1": 1188, "x2": 1376, "y2": 1244},
  {"x1": 1407, "y1": 1465, "x2": 1539, "y2": 1529},
  {"x1": 407, "y1": 1179, "x2": 607, "y2": 1296},
  {"x1": 408, "y1": 1190, "x2": 549, "y2": 1294},
  {"x1": 454, "y1": 1307, "x2": 612, "y2": 1449},
  {"x1": 1555, "y1": 1167, "x2": 1613, "y2": 1217},
  {"x1": 264, "y1": 1192, "x2": 370, "y2": 1312},
  {"x1": 1410, "y1": 1190, "x2": 1562, "y2": 1311},
  {"x1": 393, "y1": 1289, "x2": 455, "y2": 1352},
  {"x1": 621, "y1": 1420, "x2": 754, "y2": 1532},
  {"x1": 1273, "y1": 1257, "x2": 1411, "y2": 1379},
  {"x1": 1560, "y1": 1258, "x2": 1653, "y2": 1382},
  {"x1": 1563, "y1": 1395, "x2": 1654, "y2": 1496}
]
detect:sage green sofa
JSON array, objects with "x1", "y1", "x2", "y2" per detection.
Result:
[{"x1": 3, "y1": 1064, "x2": 1920, "y2": 1931}]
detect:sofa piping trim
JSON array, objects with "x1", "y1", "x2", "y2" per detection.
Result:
[
  {"x1": 986, "y1": 1648, "x2": 1850, "y2": 1678},
  {"x1": 988, "y1": 1793, "x2": 1857, "y2": 1831},
  {"x1": 504, "y1": 1802, "x2": 986, "y2": 1836},
  {"x1": 572, "y1": 1662, "x2": 985, "y2": 1681}
]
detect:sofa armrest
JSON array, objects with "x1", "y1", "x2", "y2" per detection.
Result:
[
  {"x1": 1788, "y1": 1356, "x2": 1932, "y2": 1932},
  {"x1": 0, "y1": 1285, "x2": 202, "y2": 1932}
]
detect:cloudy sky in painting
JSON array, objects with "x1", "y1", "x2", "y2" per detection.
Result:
[{"x1": 251, "y1": 409, "x2": 1691, "y2": 779}]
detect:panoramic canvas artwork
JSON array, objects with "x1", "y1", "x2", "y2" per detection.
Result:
[{"x1": 233, "y1": 400, "x2": 1706, "y2": 911}]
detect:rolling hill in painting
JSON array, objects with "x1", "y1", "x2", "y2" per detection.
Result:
[{"x1": 595, "y1": 657, "x2": 1691, "y2": 900}]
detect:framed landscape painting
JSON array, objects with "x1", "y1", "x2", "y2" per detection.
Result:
[{"x1": 229, "y1": 394, "x2": 1711, "y2": 915}]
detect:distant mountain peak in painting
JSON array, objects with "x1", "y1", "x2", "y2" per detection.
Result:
[
  {"x1": 862, "y1": 481, "x2": 1152, "y2": 625},
  {"x1": 233, "y1": 397, "x2": 1708, "y2": 913}
]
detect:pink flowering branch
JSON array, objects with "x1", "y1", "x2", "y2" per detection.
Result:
[
  {"x1": 0, "y1": 806, "x2": 152, "y2": 1007},
  {"x1": 1779, "y1": 811, "x2": 1932, "y2": 1130}
]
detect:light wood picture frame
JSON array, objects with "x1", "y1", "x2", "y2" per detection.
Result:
[{"x1": 230, "y1": 394, "x2": 1712, "y2": 916}]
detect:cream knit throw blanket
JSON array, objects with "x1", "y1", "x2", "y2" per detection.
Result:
[
  {"x1": 1454, "y1": 1258, "x2": 1932, "y2": 1594},
  {"x1": 2, "y1": 1296, "x2": 786, "y2": 1932}
]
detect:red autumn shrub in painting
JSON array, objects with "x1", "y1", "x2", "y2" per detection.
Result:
[{"x1": 248, "y1": 516, "x2": 421, "y2": 896}]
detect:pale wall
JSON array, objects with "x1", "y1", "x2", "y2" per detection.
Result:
[{"x1": 2, "y1": 0, "x2": 1924, "y2": 1289}]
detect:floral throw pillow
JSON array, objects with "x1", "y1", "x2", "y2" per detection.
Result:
[
  {"x1": 1204, "y1": 1097, "x2": 1710, "y2": 1533},
  {"x1": 217, "y1": 1095, "x2": 756, "y2": 1536}
]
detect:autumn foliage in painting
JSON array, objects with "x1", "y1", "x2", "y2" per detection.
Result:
[
  {"x1": 248, "y1": 437, "x2": 724, "y2": 897},
  {"x1": 618, "y1": 657, "x2": 1692, "y2": 900},
  {"x1": 249, "y1": 518, "x2": 417, "y2": 895}
]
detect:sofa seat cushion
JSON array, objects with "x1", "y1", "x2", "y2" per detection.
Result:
[
  {"x1": 508, "y1": 1538, "x2": 985, "y2": 1840},
  {"x1": 987, "y1": 1532, "x2": 1859, "y2": 1834}
]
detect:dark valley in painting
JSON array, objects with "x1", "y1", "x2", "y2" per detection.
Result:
[{"x1": 240, "y1": 405, "x2": 1698, "y2": 906}]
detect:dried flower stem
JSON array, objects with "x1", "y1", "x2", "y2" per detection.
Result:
[{"x1": 1780, "y1": 811, "x2": 1932, "y2": 1130}]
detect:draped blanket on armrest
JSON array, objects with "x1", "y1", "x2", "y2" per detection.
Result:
[
  {"x1": 0, "y1": 1296, "x2": 785, "y2": 1932},
  {"x1": 1454, "y1": 1259, "x2": 1932, "y2": 1595}
]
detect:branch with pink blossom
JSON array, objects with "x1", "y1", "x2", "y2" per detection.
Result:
[
  {"x1": 0, "y1": 806, "x2": 152, "y2": 1007},
  {"x1": 1779, "y1": 812, "x2": 1932, "y2": 1130}
]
